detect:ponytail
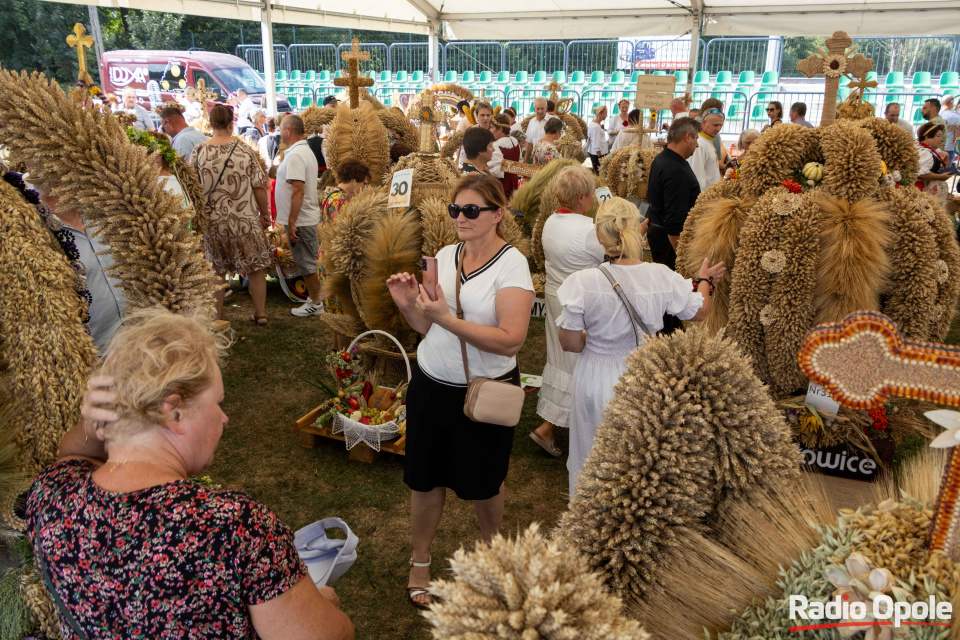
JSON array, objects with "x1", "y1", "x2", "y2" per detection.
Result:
[{"x1": 595, "y1": 197, "x2": 645, "y2": 261}]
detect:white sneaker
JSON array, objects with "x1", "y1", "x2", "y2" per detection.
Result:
[{"x1": 291, "y1": 300, "x2": 324, "y2": 317}]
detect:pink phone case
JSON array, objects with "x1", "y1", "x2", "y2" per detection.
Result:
[{"x1": 422, "y1": 257, "x2": 438, "y2": 301}]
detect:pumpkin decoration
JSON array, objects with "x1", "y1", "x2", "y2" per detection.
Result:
[
  {"x1": 880, "y1": 159, "x2": 888, "y2": 177},
  {"x1": 802, "y1": 161, "x2": 824, "y2": 182}
]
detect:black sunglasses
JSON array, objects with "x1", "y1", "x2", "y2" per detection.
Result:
[
  {"x1": 448, "y1": 203, "x2": 498, "y2": 219},
  {"x1": 766, "y1": 107, "x2": 778, "y2": 112}
]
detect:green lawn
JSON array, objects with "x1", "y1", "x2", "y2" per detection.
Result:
[
  {"x1": 214, "y1": 280, "x2": 564, "y2": 639},
  {"x1": 214, "y1": 279, "x2": 960, "y2": 639}
]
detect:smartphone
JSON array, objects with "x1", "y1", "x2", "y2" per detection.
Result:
[{"x1": 422, "y1": 257, "x2": 438, "y2": 301}]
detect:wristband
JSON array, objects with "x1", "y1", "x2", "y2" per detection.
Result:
[{"x1": 692, "y1": 277, "x2": 715, "y2": 296}]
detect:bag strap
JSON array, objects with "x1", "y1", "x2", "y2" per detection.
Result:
[
  {"x1": 36, "y1": 550, "x2": 90, "y2": 640},
  {"x1": 599, "y1": 263, "x2": 650, "y2": 347},
  {"x1": 455, "y1": 244, "x2": 471, "y2": 383},
  {"x1": 210, "y1": 141, "x2": 240, "y2": 194}
]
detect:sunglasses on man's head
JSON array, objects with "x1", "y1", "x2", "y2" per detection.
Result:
[
  {"x1": 705, "y1": 108, "x2": 723, "y2": 115},
  {"x1": 449, "y1": 203, "x2": 498, "y2": 220}
]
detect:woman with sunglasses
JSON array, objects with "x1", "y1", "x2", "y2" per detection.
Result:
[
  {"x1": 386, "y1": 174, "x2": 534, "y2": 610},
  {"x1": 763, "y1": 101, "x2": 783, "y2": 132}
]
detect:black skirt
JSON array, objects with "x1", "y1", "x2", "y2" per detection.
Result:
[{"x1": 403, "y1": 364, "x2": 519, "y2": 501}]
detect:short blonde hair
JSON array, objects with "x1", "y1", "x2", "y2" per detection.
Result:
[
  {"x1": 96, "y1": 308, "x2": 230, "y2": 445},
  {"x1": 595, "y1": 197, "x2": 645, "y2": 261},
  {"x1": 553, "y1": 165, "x2": 596, "y2": 209}
]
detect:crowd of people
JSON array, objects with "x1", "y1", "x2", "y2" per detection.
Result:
[{"x1": 21, "y1": 82, "x2": 960, "y2": 636}]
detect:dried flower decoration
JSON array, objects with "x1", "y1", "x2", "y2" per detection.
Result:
[
  {"x1": 772, "y1": 194, "x2": 801, "y2": 216},
  {"x1": 937, "y1": 259, "x2": 950, "y2": 284},
  {"x1": 759, "y1": 304, "x2": 777, "y2": 326},
  {"x1": 761, "y1": 249, "x2": 787, "y2": 274}
]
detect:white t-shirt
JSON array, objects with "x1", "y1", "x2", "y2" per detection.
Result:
[
  {"x1": 487, "y1": 135, "x2": 520, "y2": 178},
  {"x1": 237, "y1": 97, "x2": 257, "y2": 129},
  {"x1": 524, "y1": 115, "x2": 558, "y2": 149},
  {"x1": 586, "y1": 120, "x2": 609, "y2": 155},
  {"x1": 611, "y1": 130, "x2": 652, "y2": 151},
  {"x1": 274, "y1": 140, "x2": 320, "y2": 227},
  {"x1": 542, "y1": 213, "x2": 605, "y2": 294},
  {"x1": 417, "y1": 242, "x2": 534, "y2": 385},
  {"x1": 687, "y1": 134, "x2": 722, "y2": 191}
]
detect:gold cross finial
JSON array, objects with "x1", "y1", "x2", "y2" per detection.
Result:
[
  {"x1": 796, "y1": 30, "x2": 874, "y2": 126},
  {"x1": 66, "y1": 23, "x2": 94, "y2": 79},
  {"x1": 334, "y1": 38, "x2": 375, "y2": 109},
  {"x1": 847, "y1": 75, "x2": 879, "y2": 106}
]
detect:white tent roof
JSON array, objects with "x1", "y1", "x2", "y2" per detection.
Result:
[{"x1": 54, "y1": 0, "x2": 960, "y2": 38}]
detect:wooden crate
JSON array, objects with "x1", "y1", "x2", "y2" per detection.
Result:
[{"x1": 295, "y1": 404, "x2": 406, "y2": 463}]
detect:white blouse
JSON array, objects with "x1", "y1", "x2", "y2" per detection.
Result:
[
  {"x1": 586, "y1": 120, "x2": 609, "y2": 155},
  {"x1": 417, "y1": 242, "x2": 534, "y2": 385}
]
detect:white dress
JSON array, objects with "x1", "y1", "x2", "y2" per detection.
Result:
[
  {"x1": 537, "y1": 213, "x2": 606, "y2": 427},
  {"x1": 557, "y1": 262, "x2": 703, "y2": 498}
]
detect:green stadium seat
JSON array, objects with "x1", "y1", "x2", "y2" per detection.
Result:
[
  {"x1": 334, "y1": 70, "x2": 344, "y2": 79},
  {"x1": 610, "y1": 70, "x2": 625, "y2": 85},
  {"x1": 912, "y1": 106, "x2": 925, "y2": 125},
  {"x1": 569, "y1": 70, "x2": 585, "y2": 86},
  {"x1": 694, "y1": 70, "x2": 710, "y2": 86},
  {"x1": 713, "y1": 70, "x2": 732, "y2": 87},
  {"x1": 673, "y1": 70, "x2": 688, "y2": 86},
  {"x1": 653, "y1": 70, "x2": 667, "y2": 76},
  {"x1": 378, "y1": 71, "x2": 390, "y2": 83},
  {"x1": 600, "y1": 85, "x2": 617, "y2": 101},
  {"x1": 318, "y1": 70, "x2": 331, "y2": 83},
  {"x1": 838, "y1": 86, "x2": 851, "y2": 101},
  {"x1": 299, "y1": 95, "x2": 312, "y2": 109},
  {"x1": 866, "y1": 71, "x2": 878, "y2": 83},
  {"x1": 366, "y1": 70, "x2": 376, "y2": 79},
  {"x1": 760, "y1": 71, "x2": 779, "y2": 87},
  {"x1": 513, "y1": 71, "x2": 529, "y2": 85},
  {"x1": 444, "y1": 70, "x2": 458, "y2": 83},
  {"x1": 304, "y1": 70, "x2": 316, "y2": 82},
  {"x1": 276, "y1": 70, "x2": 287, "y2": 81},
  {"x1": 629, "y1": 70, "x2": 642, "y2": 84},
  {"x1": 411, "y1": 70, "x2": 425, "y2": 85},
  {"x1": 290, "y1": 70, "x2": 302, "y2": 81},
  {"x1": 394, "y1": 70, "x2": 408, "y2": 84},
  {"x1": 736, "y1": 71, "x2": 755, "y2": 87},
  {"x1": 461, "y1": 70, "x2": 476, "y2": 84},
  {"x1": 477, "y1": 70, "x2": 493, "y2": 85},
  {"x1": 553, "y1": 71, "x2": 566, "y2": 83},
  {"x1": 884, "y1": 71, "x2": 904, "y2": 91},
  {"x1": 911, "y1": 71, "x2": 932, "y2": 91},
  {"x1": 588, "y1": 70, "x2": 605, "y2": 86},
  {"x1": 533, "y1": 70, "x2": 547, "y2": 84},
  {"x1": 749, "y1": 104, "x2": 766, "y2": 125},
  {"x1": 940, "y1": 72, "x2": 960, "y2": 91},
  {"x1": 495, "y1": 71, "x2": 511, "y2": 85}
]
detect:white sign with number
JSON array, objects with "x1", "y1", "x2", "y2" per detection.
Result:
[
  {"x1": 531, "y1": 297, "x2": 546, "y2": 318},
  {"x1": 387, "y1": 168, "x2": 413, "y2": 208},
  {"x1": 595, "y1": 186, "x2": 613, "y2": 203},
  {"x1": 805, "y1": 382, "x2": 840, "y2": 421}
]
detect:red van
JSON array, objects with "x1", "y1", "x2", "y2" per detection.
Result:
[{"x1": 100, "y1": 50, "x2": 290, "y2": 112}]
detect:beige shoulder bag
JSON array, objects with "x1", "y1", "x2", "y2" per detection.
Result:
[{"x1": 455, "y1": 247, "x2": 526, "y2": 427}]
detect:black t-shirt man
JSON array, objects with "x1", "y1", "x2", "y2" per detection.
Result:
[{"x1": 646, "y1": 147, "x2": 700, "y2": 270}]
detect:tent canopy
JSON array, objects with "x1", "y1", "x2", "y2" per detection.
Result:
[{"x1": 52, "y1": 0, "x2": 960, "y2": 39}]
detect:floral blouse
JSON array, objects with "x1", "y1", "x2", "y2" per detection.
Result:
[
  {"x1": 532, "y1": 140, "x2": 561, "y2": 167},
  {"x1": 26, "y1": 459, "x2": 307, "y2": 639}
]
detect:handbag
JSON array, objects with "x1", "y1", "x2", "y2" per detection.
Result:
[
  {"x1": 598, "y1": 263, "x2": 651, "y2": 346},
  {"x1": 455, "y1": 248, "x2": 526, "y2": 427},
  {"x1": 294, "y1": 518, "x2": 359, "y2": 588}
]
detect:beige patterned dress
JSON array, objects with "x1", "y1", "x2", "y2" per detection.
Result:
[{"x1": 190, "y1": 141, "x2": 273, "y2": 275}]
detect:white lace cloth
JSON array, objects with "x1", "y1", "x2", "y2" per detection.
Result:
[{"x1": 332, "y1": 407, "x2": 406, "y2": 452}]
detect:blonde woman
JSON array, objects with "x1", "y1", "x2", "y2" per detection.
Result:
[
  {"x1": 386, "y1": 174, "x2": 534, "y2": 608},
  {"x1": 531, "y1": 166, "x2": 605, "y2": 457},
  {"x1": 26, "y1": 308, "x2": 354, "y2": 639},
  {"x1": 557, "y1": 197, "x2": 726, "y2": 497}
]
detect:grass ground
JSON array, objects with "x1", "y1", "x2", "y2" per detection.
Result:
[{"x1": 213, "y1": 279, "x2": 960, "y2": 639}]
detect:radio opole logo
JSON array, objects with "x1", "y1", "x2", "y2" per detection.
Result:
[{"x1": 789, "y1": 593, "x2": 952, "y2": 632}]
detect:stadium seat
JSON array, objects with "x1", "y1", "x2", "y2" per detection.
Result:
[
  {"x1": 461, "y1": 70, "x2": 476, "y2": 85},
  {"x1": 495, "y1": 71, "x2": 511, "y2": 85},
  {"x1": 713, "y1": 70, "x2": 732, "y2": 88},
  {"x1": 760, "y1": 71, "x2": 779, "y2": 88},
  {"x1": 410, "y1": 70, "x2": 424, "y2": 85},
  {"x1": 569, "y1": 70, "x2": 586, "y2": 86},
  {"x1": 553, "y1": 71, "x2": 566, "y2": 83},
  {"x1": 610, "y1": 70, "x2": 625, "y2": 85},
  {"x1": 444, "y1": 70, "x2": 458, "y2": 83},
  {"x1": 587, "y1": 70, "x2": 605, "y2": 86},
  {"x1": 477, "y1": 70, "x2": 493, "y2": 85},
  {"x1": 911, "y1": 71, "x2": 932, "y2": 91},
  {"x1": 653, "y1": 70, "x2": 667, "y2": 76},
  {"x1": 304, "y1": 70, "x2": 315, "y2": 83},
  {"x1": 749, "y1": 104, "x2": 766, "y2": 125},
  {"x1": 694, "y1": 70, "x2": 710, "y2": 87},
  {"x1": 736, "y1": 70, "x2": 755, "y2": 87},
  {"x1": 629, "y1": 70, "x2": 642, "y2": 84},
  {"x1": 276, "y1": 70, "x2": 287, "y2": 82},
  {"x1": 513, "y1": 71, "x2": 529, "y2": 85},
  {"x1": 912, "y1": 106, "x2": 925, "y2": 125},
  {"x1": 533, "y1": 70, "x2": 547, "y2": 84},
  {"x1": 318, "y1": 70, "x2": 330, "y2": 82},
  {"x1": 378, "y1": 70, "x2": 390, "y2": 83},
  {"x1": 365, "y1": 70, "x2": 376, "y2": 79},
  {"x1": 290, "y1": 70, "x2": 302, "y2": 81},
  {"x1": 394, "y1": 70, "x2": 408, "y2": 84},
  {"x1": 334, "y1": 70, "x2": 344, "y2": 79},
  {"x1": 673, "y1": 70, "x2": 688, "y2": 86},
  {"x1": 939, "y1": 71, "x2": 960, "y2": 91},
  {"x1": 884, "y1": 71, "x2": 904, "y2": 92}
]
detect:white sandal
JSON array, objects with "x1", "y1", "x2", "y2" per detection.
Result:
[{"x1": 407, "y1": 556, "x2": 432, "y2": 610}]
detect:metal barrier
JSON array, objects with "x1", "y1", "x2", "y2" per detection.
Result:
[
  {"x1": 443, "y1": 42, "x2": 505, "y2": 75},
  {"x1": 237, "y1": 44, "x2": 290, "y2": 74},
  {"x1": 503, "y1": 88, "x2": 568, "y2": 117},
  {"x1": 338, "y1": 42, "x2": 389, "y2": 73},
  {"x1": 630, "y1": 37, "x2": 703, "y2": 73},
  {"x1": 372, "y1": 85, "x2": 423, "y2": 110},
  {"x1": 566, "y1": 40, "x2": 629, "y2": 76},
  {"x1": 853, "y1": 36, "x2": 960, "y2": 79},
  {"x1": 742, "y1": 90, "x2": 944, "y2": 130},
  {"x1": 289, "y1": 44, "x2": 338, "y2": 74},
  {"x1": 389, "y1": 43, "x2": 430, "y2": 75},
  {"x1": 275, "y1": 84, "x2": 318, "y2": 109},
  {"x1": 505, "y1": 41, "x2": 566, "y2": 76},
  {"x1": 702, "y1": 37, "x2": 782, "y2": 77}
]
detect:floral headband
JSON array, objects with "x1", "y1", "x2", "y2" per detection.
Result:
[{"x1": 126, "y1": 127, "x2": 178, "y2": 167}]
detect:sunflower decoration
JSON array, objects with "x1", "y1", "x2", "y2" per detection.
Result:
[
  {"x1": 822, "y1": 53, "x2": 847, "y2": 78},
  {"x1": 419, "y1": 105, "x2": 435, "y2": 122}
]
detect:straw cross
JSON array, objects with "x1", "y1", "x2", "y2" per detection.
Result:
[
  {"x1": 66, "y1": 23, "x2": 94, "y2": 79},
  {"x1": 847, "y1": 75, "x2": 879, "y2": 106},
  {"x1": 335, "y1": 39, "x2": 375, "y2": 109},
  {"x1": 416, "y1": 90, "x2": 442, "y2": 153},
  {"x1": 796, "y1": 30, "x2": 873, "y2": 126},
  {"x1": 187, "y1": 77, "x2": 219, "y2": 105}
]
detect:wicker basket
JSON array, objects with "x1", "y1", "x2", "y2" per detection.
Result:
[{"x1": 330, "y1": 330, "x2": 412, "y2": 452}]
